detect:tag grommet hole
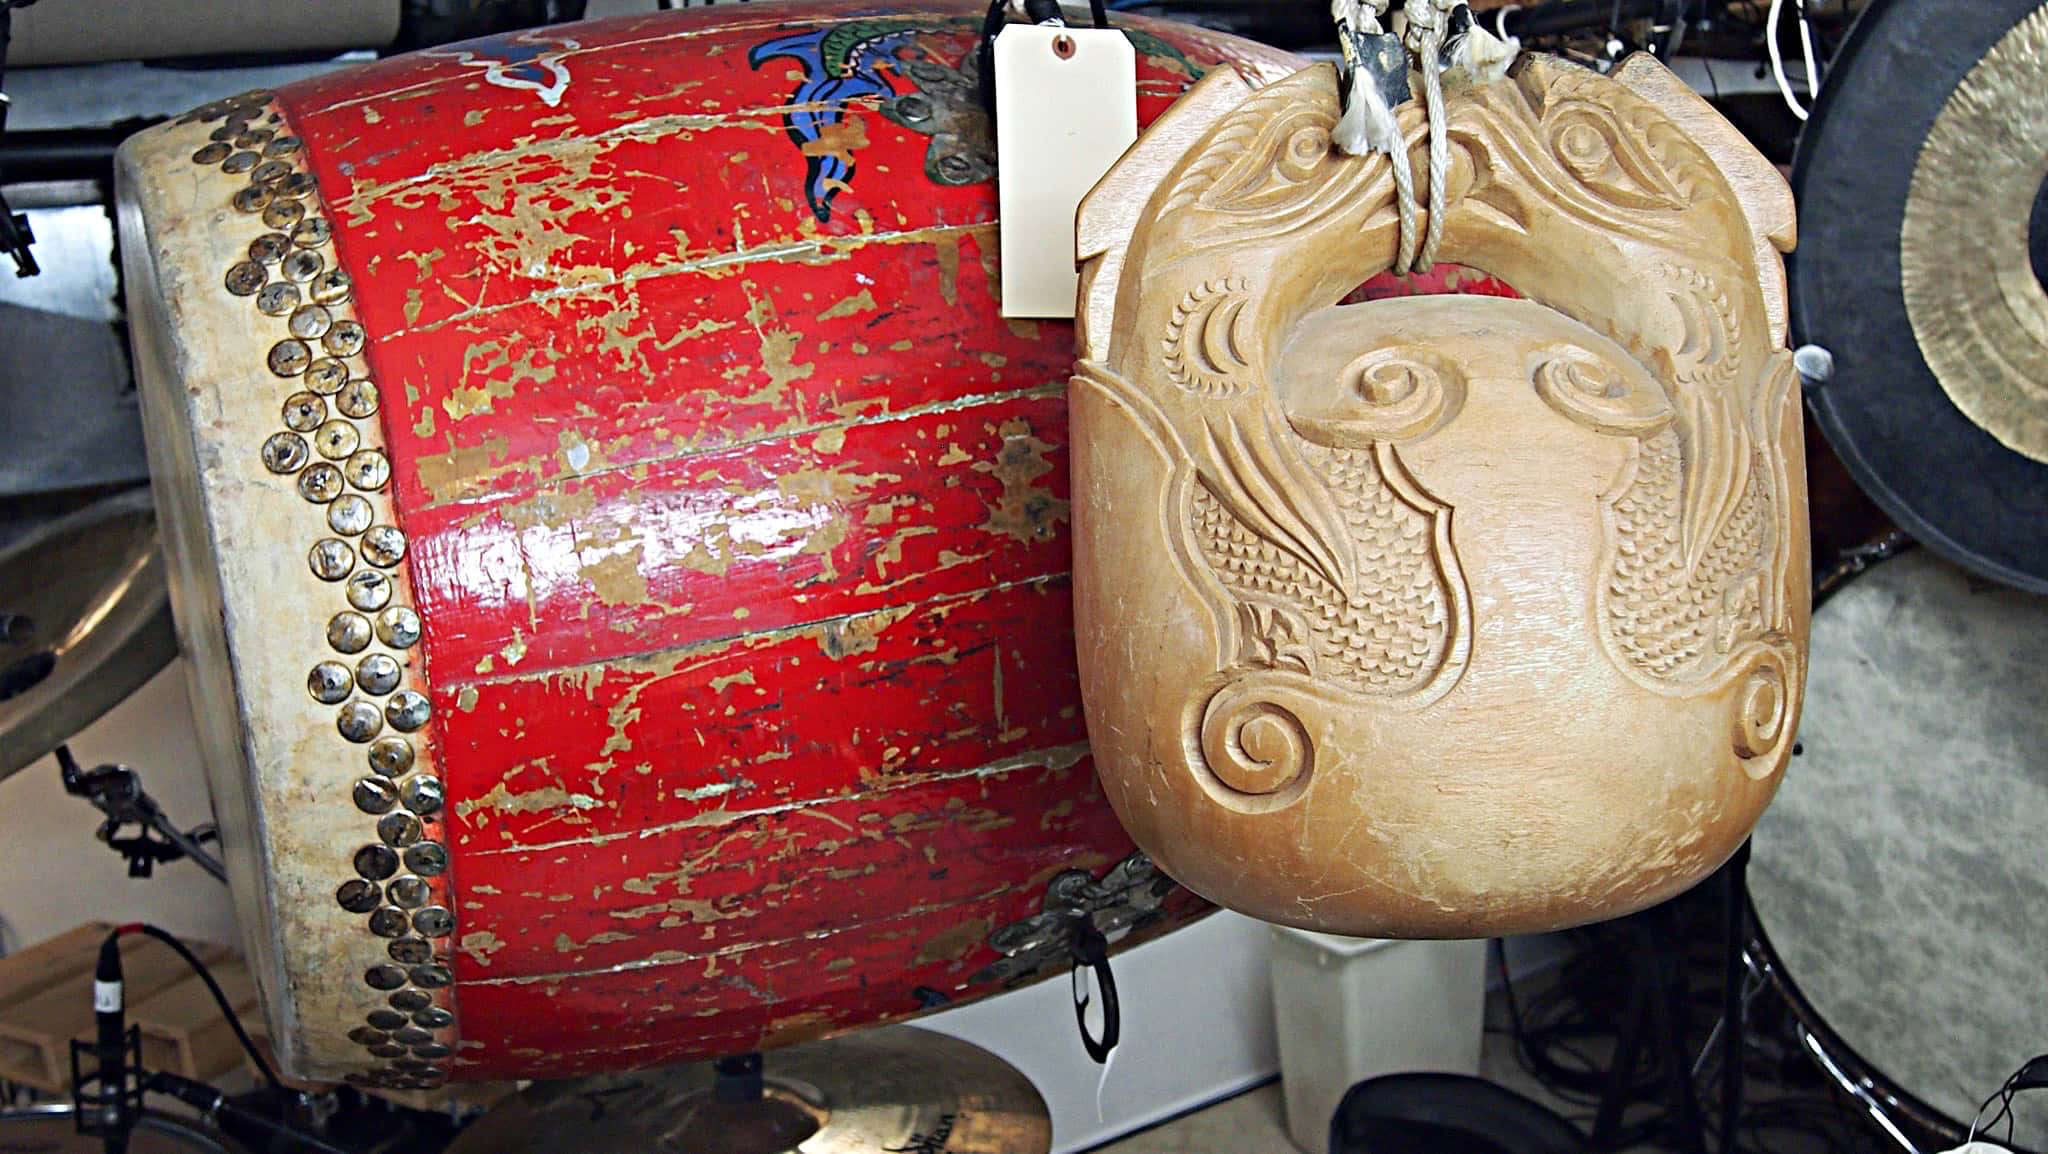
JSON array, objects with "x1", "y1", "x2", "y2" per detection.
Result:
[{"x1": 1053, "y1": 34, "x2": 1076, "y2": 59}]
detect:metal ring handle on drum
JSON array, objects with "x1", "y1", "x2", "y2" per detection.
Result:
[
  {"x1": 1745, "y1": 909, "x2": 1982, "y2": 1154},
  {"x1": 1069, "y1": 923, "x2": 1120, "y2": 1065}
]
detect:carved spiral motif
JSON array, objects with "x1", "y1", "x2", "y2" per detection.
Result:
[
  {"x1": 1287, "y1": 345, "x2": 1464, "y2": 447},
  {"x1": 1531, "y1": 344, "x2": 1674, "y2": 436},
  {"x1": 1731, "y1": 653, "x2": 1790, "y2": 771},
  {"x1": 1279, "y1": 123, "x2": 1331, "y2": 181},
  {"x1": 1199, "y1": 687, "x2": 1314, "y2": 806}
]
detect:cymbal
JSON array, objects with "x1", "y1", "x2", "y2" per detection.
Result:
[
  {"x1": 444, "y1": 1025, "x2": 1052, "y2": 1154},
  {"x1": 1793, "y1": 0, "x2": 2048, "y2": 592},
  {"x1": 0, "y1": 487, "x2": 177, "y2": 778},
  {"x1": 1900, "y1": 4, "x2": 2048, "y2": 466}
]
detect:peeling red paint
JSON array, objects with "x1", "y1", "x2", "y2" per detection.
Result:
[{"x1": 274, "y1": 2, "x2": 1299, "y2": 1079}]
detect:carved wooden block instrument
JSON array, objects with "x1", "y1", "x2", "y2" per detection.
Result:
[{"x1": 1071, "y1": 53, "x2": 1810, "y2": 937}]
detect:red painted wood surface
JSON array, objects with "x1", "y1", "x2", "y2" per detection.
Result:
[{"x1": 271, "y1": 2, "x2": 1294, "y2": 1079}]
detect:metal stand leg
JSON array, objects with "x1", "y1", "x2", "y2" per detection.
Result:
[
  {"x1": 1589, "y1": 903, "x2": 1709, "y2": 1154},
  {"x1": 1720, "y1": 840, "x2": 1753, "y2": 1154},
  {"x1": 1590, "y1": 939, "x2": 1651, "y2": 1148}
]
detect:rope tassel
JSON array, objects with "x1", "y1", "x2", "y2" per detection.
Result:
[
  {"x1": 1331, "y1": 0, "x2": 1516, "y2": 275},
  {"x1": 1331, "y1": 0, "x2": 1422, "y2": 272}
]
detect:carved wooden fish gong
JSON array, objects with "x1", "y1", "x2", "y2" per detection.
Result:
[{"x1": 1071, "y1": 55, "x2": 1810, "y2": 936}]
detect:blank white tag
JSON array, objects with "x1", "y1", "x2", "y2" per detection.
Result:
[{"x1": 994, "y1": 24, "x2": 1137, "y2": 318}]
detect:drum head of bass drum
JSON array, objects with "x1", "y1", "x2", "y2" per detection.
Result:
[{"x1": 1750, "y1": 549, "x2": 2048, "y2": 1143}]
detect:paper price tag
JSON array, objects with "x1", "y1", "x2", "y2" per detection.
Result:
[{"x1": 994, "y1": 24, "x2": 1137, "y2": 318}]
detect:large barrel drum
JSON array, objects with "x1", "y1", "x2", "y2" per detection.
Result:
[{"x1": 118, "y1": 2, "x2": 1297, "y2": 1087}]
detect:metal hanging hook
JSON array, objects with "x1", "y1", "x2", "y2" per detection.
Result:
[{"x1": 1069, "y1": 921, "x2": 1120, "y2": 1064}]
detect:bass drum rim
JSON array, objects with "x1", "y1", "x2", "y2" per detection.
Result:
[
  {"x1": 0, "y1": 1103, "x2": 232, "y2": 1154},
  {"x1": 1748, "y1": 912, "x2": 2006, "y2": 1154}
]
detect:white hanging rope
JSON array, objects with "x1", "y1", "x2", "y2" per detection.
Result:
[
  {"x1": 1405, "y1": 0, "x2": 1457, "y2": 271},
  {"x1": 1331, "y1": 0, "x2": 1513, "y2": 274},
  {"x1": 1330, "y1": 0, "x2": 1423, "y2": 272}
]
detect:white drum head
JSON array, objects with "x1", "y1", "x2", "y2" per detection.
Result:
[{"x1": 1751, "y1": 548, "x2": 2048, "y2": 1141}]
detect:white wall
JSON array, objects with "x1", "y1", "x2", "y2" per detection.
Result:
[{"x1": 921, "y1": 912, "x2": 1282, "y2": 1153}]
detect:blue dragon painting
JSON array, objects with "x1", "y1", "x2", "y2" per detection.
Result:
[
  {"x1": 750, "y1": 18, "x2": 966, "y2": 222},
  {"x1": 752, "y1": 16, "x2": 1201, "y2": 223}
]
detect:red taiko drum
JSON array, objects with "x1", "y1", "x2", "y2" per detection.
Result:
[{"x1": 118, "y1": 2, "x2": 1299, "y2": 1087}]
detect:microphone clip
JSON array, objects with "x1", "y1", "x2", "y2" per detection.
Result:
[{"x1": 70, "y1": 1025, "x2": 144, "y2": 1147}]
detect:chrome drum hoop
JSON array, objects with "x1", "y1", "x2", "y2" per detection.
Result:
[{"x1": 1748, "y1": 903, "x2": 2026, "y2": 1154}]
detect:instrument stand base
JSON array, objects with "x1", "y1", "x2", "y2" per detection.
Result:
[{"x1": 1587, "y1": 845, "x2": 1754, "y2": 1154}]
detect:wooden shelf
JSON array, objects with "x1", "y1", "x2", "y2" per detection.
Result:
[{"x1": 0, "y1": 923, "x2": 253, "y2": 1092}]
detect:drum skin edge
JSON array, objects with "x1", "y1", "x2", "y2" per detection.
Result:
[
  {"x1": 118, "y1": 114, "x2": 449, "y2": 1082},
  {"x1": 116, "y1": 5, "x2": 1302, "y2": 1086}
]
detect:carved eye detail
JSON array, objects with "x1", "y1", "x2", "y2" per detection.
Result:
[
  {"x1": 1554, "y1": 121, "x2": 1607, "y2": 176},
  {"x1": 1547, "y1": 105, "x2": 1685, "y2": 212},
  {"x1": 1278, "y1": 124, "x2": 1332, "y2": 181},
  {"x1": 1200, "y1": 106, "x2": 1337, "y2": 212},
  {"x1": 1531, "y1": 344, "x2": 1674, "y2": 435}
]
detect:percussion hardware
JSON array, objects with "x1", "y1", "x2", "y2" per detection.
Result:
[
  {"x1": 0, "y1": 1104, "x2": 227, "y2": 1154},
  {"x1": 1792, "y1": 0, "x2": 2048, "y2": 592},
  {"x1": 1797, "y1": 1025, "x2": 1929, "y2": 1154},
  {"x1": 1741, "y1": 936, "x2": 1947, "y2": 1154},
  {"x1": 1073, "y1": 49, "x2": 1805, "y2": 936},
  {"x1": 1793, "y1": 343, "x2": 1835, "y2": 388},
  {"x1": 0, "y1": 124, "x2": 162, "y2": 186},
  {"x1": 711, "y1": 1054, "x2": 765, "y2": 1104},
  {"x1": 1813, "y1": 529, "x2": 1913, "y2": 603},
  {"x1": 0, "y1": 489, "x2": 176, "y2": 781},
  {"x1": 143, "y1": 1073, "x2": 355, "y2": 1154},
  {"x1": 68, "y1": 926, "x2": 346, "y2": 1154},
  {"x1": 0, "y1": 0, "x2": 40, "y2": 278},
  {"x1": 1749, "y1": 545, "x2": 2048, "y2": 1151},
  {"x1": 58, "y1": 746, "x2": 225, "y2": 883},
  {"x1": 971, "y1": 851, "x2": 1179, "y2": 987},
  {"x1": 116, "y1": 6, "x2": 1284, "y2": 1080}
]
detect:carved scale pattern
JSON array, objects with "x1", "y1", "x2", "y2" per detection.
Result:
[
  {"x1": 1190, "y1": 445, "x2": 1449, "y2": 693},
  {"x1": 1608, "y1": 430, "x2": 1772, "y2": 677}
]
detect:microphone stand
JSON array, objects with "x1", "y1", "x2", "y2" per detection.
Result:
[{"x1": 69, "y1": 926, "x2": 357, "y2": 1154}]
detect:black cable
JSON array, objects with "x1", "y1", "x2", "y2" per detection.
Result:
[
  {"x1": 117, "y1": 925, "x2": 282, "y2": 1092},
  {"x1": 147, "y1": 1073, "x2": 358, "y2": 1154}
]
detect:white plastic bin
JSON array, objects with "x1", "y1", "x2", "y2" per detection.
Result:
[{"x1": 1268, "y1": 929, "x2": 1488, "y2": 1154}]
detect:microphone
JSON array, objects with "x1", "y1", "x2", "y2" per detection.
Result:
[{"x1": 90, "y1": 933, "x2": 132, "y2": 1154}]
